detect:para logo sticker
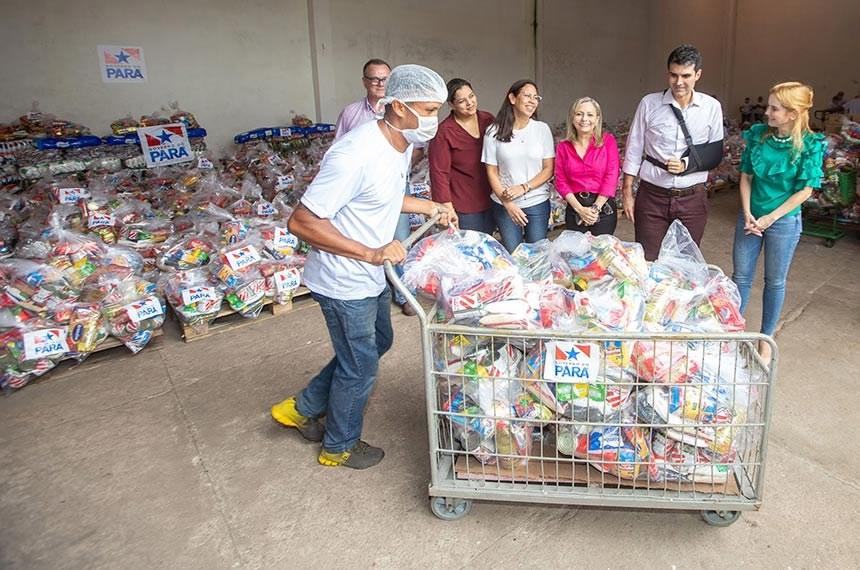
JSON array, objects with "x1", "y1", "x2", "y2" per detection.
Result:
[
  {"x1": 543, "y1": 341, "x2": 599, "y2": 381},
  {"x1": 23, "y1": 328, "x2": 70, "y2": 360},
  {"x1": 124, "y1": 296, "x2": 164, "y2": 323},
  {"x1": 273, "y1": 268, "x2": 301, "y2": 294},
  {"x1": 98, "y1": 45, "x2": 147, "y2": 83},
  {"x1": 180, "y1": 286, "x2": 219, "y2": 306},
  {"x1": 273, "y1": 227, "x2": 299, "y2": 249},
  {"x1": 137, "y1": 124, "x2": 193, "y2": 168},
  {"x1": 224, "y1": 245, "x2": 261, "y2": 271}
]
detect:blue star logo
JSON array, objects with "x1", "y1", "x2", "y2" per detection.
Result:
[
  {"x1": 115, "y1": 50, "x2": 131, "y2": 64},
  {"x1": 45, "y1": 332, "x2": 55, "y2": 341},
  {"x1": 157, "y1": 130, "x2": 174, "y2": 144},
  {"x1": 565, "y1": 347, "x2": 580, "y2": 360}
]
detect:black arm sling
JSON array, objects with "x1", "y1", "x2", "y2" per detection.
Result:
[{"x1": 645, "y1": 97, "x2": 724, "y2": 175}]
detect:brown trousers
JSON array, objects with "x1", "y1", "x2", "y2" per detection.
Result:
[{"x1": 634, "y1": 180, "x2": 709, "y2": 261}]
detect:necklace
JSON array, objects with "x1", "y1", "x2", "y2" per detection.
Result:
[{"x1": 772, "y1": 133, "x2": 791, "y2": 143}]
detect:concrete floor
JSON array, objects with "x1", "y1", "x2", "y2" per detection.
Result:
[{"x1": 1, "y1": 190, "x2": 859, "y2": 569}]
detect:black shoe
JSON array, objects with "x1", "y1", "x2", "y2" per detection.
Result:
[{"x1": 318, "y1": 440, "x2": 385, "y2": 469}]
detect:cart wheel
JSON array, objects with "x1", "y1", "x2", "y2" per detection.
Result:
[
  {"x1": 430, "y1": 497, "x2": 472, "y2": 521},
  {"x1": 825, "y1": 239, "x2": 835, "y2": 248},
  {"x1": 701, "y1": 510, "x2": 741, "y2": 527}
]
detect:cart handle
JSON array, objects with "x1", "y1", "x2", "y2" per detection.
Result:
[{"x1": 383, "y1": 213, "x2": 442, "y2": 323}]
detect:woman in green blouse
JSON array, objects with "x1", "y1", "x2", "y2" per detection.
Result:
[{"x1": 732, "y1": 82, "x2": 825, "y2": 363}]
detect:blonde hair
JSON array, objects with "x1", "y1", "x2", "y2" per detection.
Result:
[
  {"x1": 767, "y1": 81, "x2": 814, "y2": 154},
  {"x1": 565, "y1": 97, "x2": 604, "y2": 147}
]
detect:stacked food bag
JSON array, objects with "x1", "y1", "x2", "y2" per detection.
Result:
[
  {"x1": 403, "y1": 221, "x2": 757, "y2": 484},
  {"x1": 0, "y1": 104, "x2": 343, "y2": 391}
]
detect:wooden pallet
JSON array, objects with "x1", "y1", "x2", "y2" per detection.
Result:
[
  {"x1": 177, "y1": 287, "x2": 313, "y2": 342},
  {"x1": 29, "y1": 328, "x2": 166, "y2": 387},
  {"x1": 90, "y1": 328, "x2": 164, "y2": 353}
]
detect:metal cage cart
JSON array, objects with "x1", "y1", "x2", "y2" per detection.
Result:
[{"x1": 385, "y1": 220, "x2": 777, "y2": 526}]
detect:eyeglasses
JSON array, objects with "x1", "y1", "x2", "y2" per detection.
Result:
[
  {"x1": 363, "y1": 76, "x2": 388, "y2": 85},
  {"x1": 521, "y1": 93, "x2": 543, "y2": 102}
]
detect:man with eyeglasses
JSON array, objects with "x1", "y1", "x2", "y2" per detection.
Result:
[{"x1": 334, "y1": 58, "x2": 391, "y2": 139}]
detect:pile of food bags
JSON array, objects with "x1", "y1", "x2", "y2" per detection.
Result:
[
  {"x1": 404, "y1": 221, "x2": 757, "y2": 485},
  {"x1": 0, "y1": 105, "x2": 339, "y2": 391}
]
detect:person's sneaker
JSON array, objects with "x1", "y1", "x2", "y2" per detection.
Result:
[
  {"x1": 271, "y1": 397, "x2": 324, "y2": 442},
  {"x1": 401, "y1": 302, "x2": 418, "y2": 317},
  {"x1": 318, "y1": 440, "x2": 385, "y2": 469}
]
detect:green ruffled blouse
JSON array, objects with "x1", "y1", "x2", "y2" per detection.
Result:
[{"x1": 739, "y1": 123, "x2": 825, "y2": 218}]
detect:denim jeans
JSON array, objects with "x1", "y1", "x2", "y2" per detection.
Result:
[
  {"x1": 491, "y1": 199, "x2": 550, "y2": 253},
  {"x1": 390, "y1": 213, "x2": 411, "y2": 306},
  {"x1": 296, "y1": 287, "x2": 394, "y2": 452},
  {"x1": 457, "y1": 208, "x2": 496, "y2": 234},
  {"x1": 731, "y1": 212, "x2": 802, "y2": 335}
]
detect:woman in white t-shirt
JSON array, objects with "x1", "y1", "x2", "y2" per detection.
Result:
[{"x1": 482, "y1": 79, "x2": 555, "y2": 252}]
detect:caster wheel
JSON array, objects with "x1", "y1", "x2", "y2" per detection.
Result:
[
  {"x1": 430, "y1": 497, "x2": 472, "y2": 521},
  {"x1": 825, "y1": 239, "x2": 835, "y2": 248},
  {"x1": 701, "y1": 510, "x2": 741, "y2": 527}
]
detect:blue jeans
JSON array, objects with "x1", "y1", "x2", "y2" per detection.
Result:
[
  {"x1": 457, "y1": 208, "x2": 496, "y2": 234},
  {"x1": 390, "y1": 213, "x2": 411, "y2": 305},
  {"x1": 492, "y1": 199, "x2": 550, "y2": 253},
  {"x1": 296, "y1": 287, "x2": 394, "y2": 452},
  {"x1": 731, "y1": 212, "x2": 802, "y2": 335}
]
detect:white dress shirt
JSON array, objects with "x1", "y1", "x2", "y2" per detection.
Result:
[{"x1": 623, "y1": 90, "x2": 724, "y2": 189}]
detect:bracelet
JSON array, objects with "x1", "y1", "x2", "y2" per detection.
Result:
[{"x1": 522, "y1": 182, "x2": 530, "y2": 194}]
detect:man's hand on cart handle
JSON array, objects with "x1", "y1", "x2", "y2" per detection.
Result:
[
  {"x1": 428, "y1": 201, "x2": 458, "y2": 228},
  {"x1": 370, "y1": 240, "x2": 407, "y2": 266}
]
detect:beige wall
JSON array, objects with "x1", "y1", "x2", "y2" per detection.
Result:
[
  {"x1": 732, "y1": 0, "x2": 860, "y2": 116},
  {"x1": 1, "y1": 0, "x2": 857, "y2": 153},
  {"x1": 311, "y1": 0, "x2": 535, "y2": 124},
  {"x1": 538, "y1": 0, "x2": 651, "y2": 128},
  {"x1": 0, "y1": 0, "x2": 316, "y2": 154},
  {"x1": 646, "y1": 0, "x2": 735, "y2": 103}
]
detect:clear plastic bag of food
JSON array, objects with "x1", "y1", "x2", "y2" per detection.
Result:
[
  {"x1": 573, "y1": 275, "x2": 645, "y2": 332},
  {"x1": 259, "y1": 259, "x2": 303, "y2": 305},
  {"x1": 402, "y1": 229, "x2": 515, "y2": 299},
  {"x1": 652, "y1": 219, "x2": 710, "y2": 287},
  {"x1": 156, "y1": 233, "x2": 217, "y2": 272},
  {"x1": 440, "y1": 270, "x2": 529, "y2": 327},
  {"x1": 629, "y1": 340, "x2": 699, "y2": 383},
  {"x1": 159, "y1": 268, "x2": 223, "y2": 334},
  {"x1": 99, "y1": 276, "x2": 164, "y2": 353},
  {"x1": 0, "y1": 311, "x2": 71, "y2": 391},
  {"x1": 0, "y1": 258, "x2": 81, "y2": 315},
  {"x1": 212, "y1": 239, "x2": 266, "y2": 318}
]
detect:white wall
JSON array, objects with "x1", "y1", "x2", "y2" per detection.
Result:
[
  {"x1": 0, "y1": 0, "x2": 316, "y2": 154},
  {"x1": 309, "y1": 0, "x2": 536, "y2": 124}
]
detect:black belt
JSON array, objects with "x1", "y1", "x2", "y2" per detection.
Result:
[{"x1": 641, "y1": 180, "x2": 703, "y2": 198}]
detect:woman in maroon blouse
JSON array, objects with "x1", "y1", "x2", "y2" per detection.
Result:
[{"x1": 429, "y1": 78, "x2": 496, "y2": 234}]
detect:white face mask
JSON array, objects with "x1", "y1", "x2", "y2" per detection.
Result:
[{"x1": 386, "y1": 101, "x2": 438, "y2": 143}]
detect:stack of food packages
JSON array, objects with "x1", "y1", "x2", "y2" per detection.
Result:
[
  {"x1": 707, "y1": 123, "x2": 744, "y2": 190},
  {"x1": 408, "y1": 154, "x2": 432, "y2": 230},
  {"x1": 402, "y1": 221, "x2": 760, "y2": 485},
  {"x1": 807, "y1": 117, "x2": 860, "y2": 219},
  {"x1": 0, "y1": 103, "x2": 210, "y2": 184},
  {"x1": 0, "y1": 109, "x2": 337, "y2": 392}
]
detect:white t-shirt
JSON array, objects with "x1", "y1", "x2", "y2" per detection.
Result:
[
  {"x1": 300, "y1": 120, "x2": 412, "y2": 300},
  {"x1": 482, "y1": 119, "x2": 555, "y2": 209}
]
